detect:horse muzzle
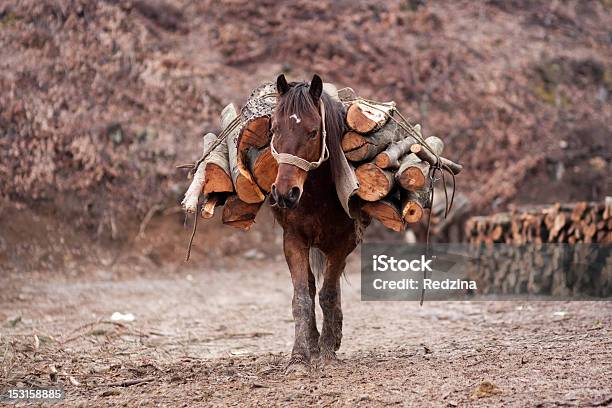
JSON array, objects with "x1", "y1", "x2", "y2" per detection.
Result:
[{"x1": 271, "y1": 184, "x2": 302, "y2": 209}]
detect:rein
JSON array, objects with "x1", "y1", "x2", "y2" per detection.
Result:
[{"x1": 270, "y1": 101, "x2": 330, "y2": 172}]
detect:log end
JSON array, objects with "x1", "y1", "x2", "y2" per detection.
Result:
[
  {"x1": 402, "y1": 202, "x2": 424, "y2": 224},
  {"x1": 235, "y1": 175, "x2": 266, "y2": 204},
  {"x1": 355, "y1": 163, "x2": 394, "y2": 202},
  {"x1": 362, "y1": 201, "x2": 404, "y2": 232},
  {"x1": 346, "y1": 103, "x2": 378, "y2": 134},
  {"x1": 398, "y1": 167, "x2": 427, "y2": 191},
  {"x1": 341, "y1": 131, "x2": 366, "y2": 153},
  {"x1": 251, "y1": 147, "x2": 278, "y2": 193},
  {"x1": 373, "y1": 153, "x2": 391, "y2": 169},
  {"x1": 239, "y1": 117, "x2": 271, "y2": 150},
  {"x1": 222, "y1": 196, "x2": 262, "y2": 230},
  {"x1": 203, "y1": 163, "x2": 234, "y2": 195},
  {"x1": 344, "y1": 145, "x2": 372, "y2": 162}
]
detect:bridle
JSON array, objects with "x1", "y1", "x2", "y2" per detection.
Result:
[{"x1": 270, "y1": 101, "x2": 329, "y2": 172}]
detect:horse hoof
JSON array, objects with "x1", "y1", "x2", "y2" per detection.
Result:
[
  {"x1": 319, "y1": 352, "x2": 342, "y2": 367},
  {"x1": 285, "y1": 358, "x2": 310, "y2": 376}
]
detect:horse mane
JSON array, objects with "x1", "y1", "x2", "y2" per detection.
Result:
[{"x1": 276, "y1": 82, "x2": 347, "y2": 181}]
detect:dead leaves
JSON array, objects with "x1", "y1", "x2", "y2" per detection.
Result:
[{"x1": 470, "y1": 381, "x2": 502, "y2": 400}]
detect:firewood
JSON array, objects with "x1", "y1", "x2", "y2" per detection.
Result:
[
  {"x1": 181, "y1": 155, "x2": 206, "y2": 213},
  {"x1": 355, "y1": 163, "x2": 395, "y2": 201},
  {"x1": 397, "y1": 154, "x2": 428, "y2": 191},
  {"x1": 342, "y1": 120, "x2": 404, "y2": 162},
  {"x1": 571, "y1": 201, "x2": 587, "y2": 222},
  {"x1": 346, "y1": 100, "x2": 394, "y2": 134},
  {"x1": 401, "y1": 189, "x2": 430, "y2": 224},
  {"x1": 200, "y1": 193, "x2": 227, "y2": 219},
  {"x1": 238, "y1": 117, "x2": 271, "y2": 155},
  {"x1": 337, "y1": 87, "x2": 357, "y2": 102},
  {"x1": 397, "y1": 136, "x2": 444, "y2": 191},
  {"x1": 409, "y1": 143, "x2": 463, "y2": 175},
  {"x1": 549, "y1": 213, "x2": 567, "y2": 241},
  {"x1": 182, "y1": 130, "x2": 234, "y2": 212},
  {"x1": 203, "y1": 162, "x2": 234, "y2": 194},
  {"x1": 221, "y1": 195, "x2": 263, "y2": 230},
  {"x1": 466, "y1": 201, "x2": 610, "y2": 245},
  {"x1": 222, "y1": 103, "x2": 266, "y2": 204},
  {"x1": 362, "y1": 196, "x2": 404, "y2": 232},
  {"x1": 247, "y1": 146, "x2": 278, "y2": 193},
  {"x1": 196, "y1": 132, "x2": 233, "y2": 195},
  {"x1": 373, "y1": 127, "x2": 420, "y2": 169}
]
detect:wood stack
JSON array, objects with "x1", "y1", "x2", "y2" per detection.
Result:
[
  {"x1": 343, "y1": 100, "x2": 462, "y2": 232},
  {"x1": 464, "y1": 199, "x2": 611, "y2": 297},
  {"x1": 465, "y1": 200, "x2": 612, "y2": 245}
]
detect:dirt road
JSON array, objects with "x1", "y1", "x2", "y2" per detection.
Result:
[{"x1": 1, "y1": 254, "x2": 610, "y2": 407}]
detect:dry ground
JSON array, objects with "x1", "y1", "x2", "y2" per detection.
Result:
[{"x1": 1, "y1": 254, "x2": 610, "y2": 407}]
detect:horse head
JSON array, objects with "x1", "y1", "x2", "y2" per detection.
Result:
[{"x1": 270, "y1": 74, "x2": 327, "y2": 209}]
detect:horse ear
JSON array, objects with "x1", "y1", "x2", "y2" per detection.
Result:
[
  {"x1": 277, "y1": 74, "x2": 290, "y2": 96},
  {"x1": 309, "y1": 74, "x2": 323, "y2": 101}
]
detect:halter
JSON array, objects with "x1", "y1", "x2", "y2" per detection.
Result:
[{"x1": 270, "y1": 101, "x2": 330, "y2": 172}]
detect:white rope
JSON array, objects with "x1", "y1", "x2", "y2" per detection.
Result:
[{"x1": 270, "y1": 102, "x2": 329, "y2": 172}]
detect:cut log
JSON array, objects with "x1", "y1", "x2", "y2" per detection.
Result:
[
  {"x1": 181, "y1": 157, "x2": 206, "y2": 213},
  {"x1": 337, "y1": 87, "x2": 357, "y2": 102},
  {"x1": 355, "y1": 163, "x2": 395, "y2": 201},
  {"x1": 409, "y1": 143, "x2": 463, "y2": 175},
  {"x1": 203, "y1": 162, "x2": 234, "y2": 194},
  {"x1": 200, "y1": 193, "x2": 227, "y2": 219},
  {"x1": 221, "y1": 195, "x2": 263, "y2": 231},
  {"x1": 236, "y1": 83, "x2": 276, "y2": 196},
  {"x1": 397, "y1": 136, "x2": 444, "y2": 191},
  {"x1": 238, "y1": 117, "x2": 271, "y2": 154},
  {"x1": 362, "y1": 197, "x2": 404, "y2": 232},
  {"x1": 222, "y1": 103, "x2": 266, "y2": 204},
  {"x1": 346, "y1": 100, "x2": 394, "y2": 134},
  {"x1": 183, "y1": 131, "x2": 234, "y2": 212},
  {"x1": 247, "y1": 146, "x2": 278, "y2": 193},
  {"x1": 396, "y1": 154, "x2": 428, "y2": 190},
  {"x1": 373, "y1": 131, "x2": 419, "y2": 169},
  {"x1": 342, "y1": 120, "x2": 405, "y2": 162},
  {"x1": 401, "y1": 189, "x2": 430, "y2": 224},
  {"x1": 198, "y1": 132, "x2": 234, "y2": 195}
]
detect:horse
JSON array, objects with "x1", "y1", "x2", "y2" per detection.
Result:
[{"x1": 270, "y1": 74, "x2": 365, "y2": 373}]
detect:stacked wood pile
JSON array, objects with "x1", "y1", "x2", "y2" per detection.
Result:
[
  {"x1": 345, "y1": 100, "x2": 462, "y2": 232},
  {"x1": 465, "y1": 200, "x2": 612, "y2": 245},
  {"x1": 463, "y1": 199, "x2": 612, "y2": 297},
  {"x1": 182, "y1": 85, "x2": 462, "y2": 235}
]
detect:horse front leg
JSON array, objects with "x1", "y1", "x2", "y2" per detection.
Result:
[
  {"x1": 284, "y1": 233, "x2": 315, "y2": 374},
  {"x1": 307, "y1": 267, "x2": 320, "y2": 359},
  {"x1": 318, "y1": 253, "x2": 347, "y2": 363}
]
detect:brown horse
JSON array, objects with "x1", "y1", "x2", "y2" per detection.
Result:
[{"x1": 270, "y1": 74, "x2": 364, "y2": 373}]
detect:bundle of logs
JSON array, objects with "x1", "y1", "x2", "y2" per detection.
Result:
[
  {"x1": 465, "y1": 200, "x2": 612, "y2": 245},
  {"x1": 182, "y1": 83, "x2": 277, "y2": 230},
  {"x1": 342, "y1": 100, "x2": 462, "y2": 232},
  {"x1": 181, "y1": 83, "x2": 462, "y2": 233}
]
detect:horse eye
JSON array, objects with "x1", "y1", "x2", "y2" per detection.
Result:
[{"x1": 308, "y1": 130, "x2": 317, "y2": 139}]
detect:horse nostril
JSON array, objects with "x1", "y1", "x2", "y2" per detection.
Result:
[
  {"x1": 271, "y1": 184, "x2": 278, "y2": 199},
  {"x1": 286, "y1": 186, "x2": 301, "y2": 207}
]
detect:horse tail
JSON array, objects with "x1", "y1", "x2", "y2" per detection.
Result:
[{"x1": 309, "y1": 247, "x2": 326, "y2": 280}]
